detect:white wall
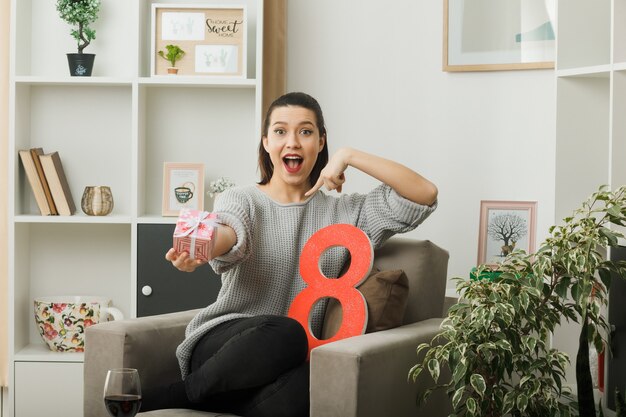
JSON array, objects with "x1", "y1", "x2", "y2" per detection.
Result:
[{"x1": 286, "y1": 0, "x2": 556, "y2": 286}]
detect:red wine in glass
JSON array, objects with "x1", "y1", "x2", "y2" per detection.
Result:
[
  {"x1": 104, "y1": 368, "x2": 142, "y2": 417},
  {"x1": 104, "y1": 394, "x2": 142, "y2": 417}
]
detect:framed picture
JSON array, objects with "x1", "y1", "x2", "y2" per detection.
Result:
[
  {"x1": 151, "y1": 4, "x2": 246, "y2": 77},
  {"x1": 477, "y1": 200, "x2": 537, "y2": 266},
  {"x1": 444, "y1": 0, "x2": 555, "y2": 72},
  {"x1": 162, "y1": 162, "x2": 205, "y2": 216}
]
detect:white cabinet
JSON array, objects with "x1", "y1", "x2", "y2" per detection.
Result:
[
  {"x1": 554, "y1": 0, "x2": 626, "y2": 401},
  {"x1": 14, "y1": 361, "x2": 83, "y2": 417},
  {"x1": 8, "y1": 0, "x2": 277, "y2": 415}
]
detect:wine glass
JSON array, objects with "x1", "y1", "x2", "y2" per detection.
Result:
[{"x1": 103, "y1": 368, "x2": 142, "y2": 417}]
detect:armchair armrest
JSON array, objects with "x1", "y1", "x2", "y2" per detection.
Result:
[
  {"x1": 310, "y1": 318, "x2": 452, "y2": 417},
  {"x1": 84, "y1": 310, "x2": 200, "y2": 417}
]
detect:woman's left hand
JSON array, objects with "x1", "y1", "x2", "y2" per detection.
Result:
[{"x1": 305, "y1": 148, "x2": 350, "y2": 196}]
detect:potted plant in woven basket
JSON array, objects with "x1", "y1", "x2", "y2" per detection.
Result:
[
  {"x1": 410, "y1": 185, "x2": 626, "y2": 417},
  {"x1": 56, "y1": 0, "x2": 100, "y2": 76}
]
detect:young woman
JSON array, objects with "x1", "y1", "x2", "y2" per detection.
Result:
[{"x1": 149, "y1": 92, "x2": 438, "y2": 417}]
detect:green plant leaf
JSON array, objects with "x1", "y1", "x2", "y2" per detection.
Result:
[
  {"x1": 599, "y1": 227, "x2": 619, "y2": 246},
  {"x1": 452, "y1": 361, "x2": 467, "y2": 384},
  {"x1": 466, "y1": 397, "x2": 477, "y2": 415},
  {"x1": 520, "y1": 291, "x2": 530, "y2": 311},
  {"x1": 608, "y1": 205, "x2": 622, "y2": 218},
  {"x1": 495, "y1": 339, "x2": 512, "y2": 352},
  {"x1": 452, "y1": 386, "x2": 465, "y2": 409},
  {"x1": 470, "y1": 374, "x2": 486, "y2": 398},
  {"x1": 553, "y1": 370, "x2": 563, "y2": 393},
  {"x1": 416, "y1": 342, "x2": 431, "y2": 358},
  {"x1": 519, "y1": 375, "x2": 532, "y2": 387},
  {"x1": 517, "y1": 393, "x2": 529, "y2": 412},
  {"x1": 555, "y1": 276, "x2": 572, "y2": 299},
  {"x1": 594, "y1": 333, "x2": 605, "y2": 355},
  {"x1": 522, "y1": 336, "x2": 537, "y2": 352},
  {"x1": 571, "y1": 282, "x2": 581, "y2": 304},
  {"x1": 408, "y1": 365, "x2": 423, "y2": 382},
  {"x1": 447, "y1": 303, "x2": 466, "y2": 314},
  {"x1": 428, "y1": 359, "x2": 440, "y2": 383},
  {"x1": 502, "y1": 391, "x2": 515, "y2": 414},
  {"x1": 599, "y1": 268, "x2": 612, "y2": 291}
]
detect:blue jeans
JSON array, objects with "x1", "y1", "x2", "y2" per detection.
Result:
[{"x1": 142, "y1": 315, "x2": 310, "y2": 417}]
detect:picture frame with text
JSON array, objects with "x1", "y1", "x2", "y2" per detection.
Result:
[{"x1": 151, "y1": 4, "x2": 247, "y2": 77}]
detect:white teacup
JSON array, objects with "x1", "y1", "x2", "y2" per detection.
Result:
[{"x1": 34, "y1": 296, "x2": 124, "y2": 352}]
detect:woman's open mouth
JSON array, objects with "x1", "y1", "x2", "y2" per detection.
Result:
[{"x1": 283, "y1": 155, "x2": 303, "y2": 173}]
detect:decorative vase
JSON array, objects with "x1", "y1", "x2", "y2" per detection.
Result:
[
  {"x1": 81, "y1": 186, "x2": 114, "y2": 216},
  {"x1": 67, "y1": 53, "x2": 95, "y2": 76}
]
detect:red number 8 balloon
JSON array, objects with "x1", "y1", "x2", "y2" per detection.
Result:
[{"x1": 288, "y1": 223, "x2": 373, "y2": 355}]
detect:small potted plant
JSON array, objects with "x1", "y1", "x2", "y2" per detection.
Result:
[
  {"x1": 158, "y1": 45, "x2": 186, "y2": 75},
  {"x1": 56, "y1": 0, "x2": 100, "y2": 76}
]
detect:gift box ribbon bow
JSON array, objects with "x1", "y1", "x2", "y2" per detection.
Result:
[{"x1": 175, "y1": 211, "x2": 218, "y2": 237}]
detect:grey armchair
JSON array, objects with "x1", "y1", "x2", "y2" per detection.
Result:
[{"x1": 84, "y1": 238, "x2": 452, "y2": 417}]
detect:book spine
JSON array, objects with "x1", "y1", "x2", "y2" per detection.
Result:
[
  {"x1": 40, "y1": 152, "x2": 76, "y2": 216},
  {"x1": 18, "y1": 150, "x2": 51, "y2": 216},
  {"x1": 50, "y1": 152, "x2": 76, "y2": 215},
  {"x1": 30, "y1": 148, "x2": 58, "y2": 215}
]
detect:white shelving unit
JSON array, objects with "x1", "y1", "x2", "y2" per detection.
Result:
[
  {"x1": 554, "y1": 0, "x2": 626, "y2": 399},
  {"x1": 8, "y1": 0, "x2": 266, "y2": 416}
]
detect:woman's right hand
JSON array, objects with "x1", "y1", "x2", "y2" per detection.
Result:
[{"x1": 165, "y1": 248, "x2": 206, "y2": 272}]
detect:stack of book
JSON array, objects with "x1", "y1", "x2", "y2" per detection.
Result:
[{"x1": 19, "y1": 148, "x2": 76, "y2": 216}]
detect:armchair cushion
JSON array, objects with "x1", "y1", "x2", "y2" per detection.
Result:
[
  {"x1": 322, "y1": 268, "x2": 409, "y2": 338},
  {"x1": 311, "y1": 318, "x2": 452, "y2": 417}
]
